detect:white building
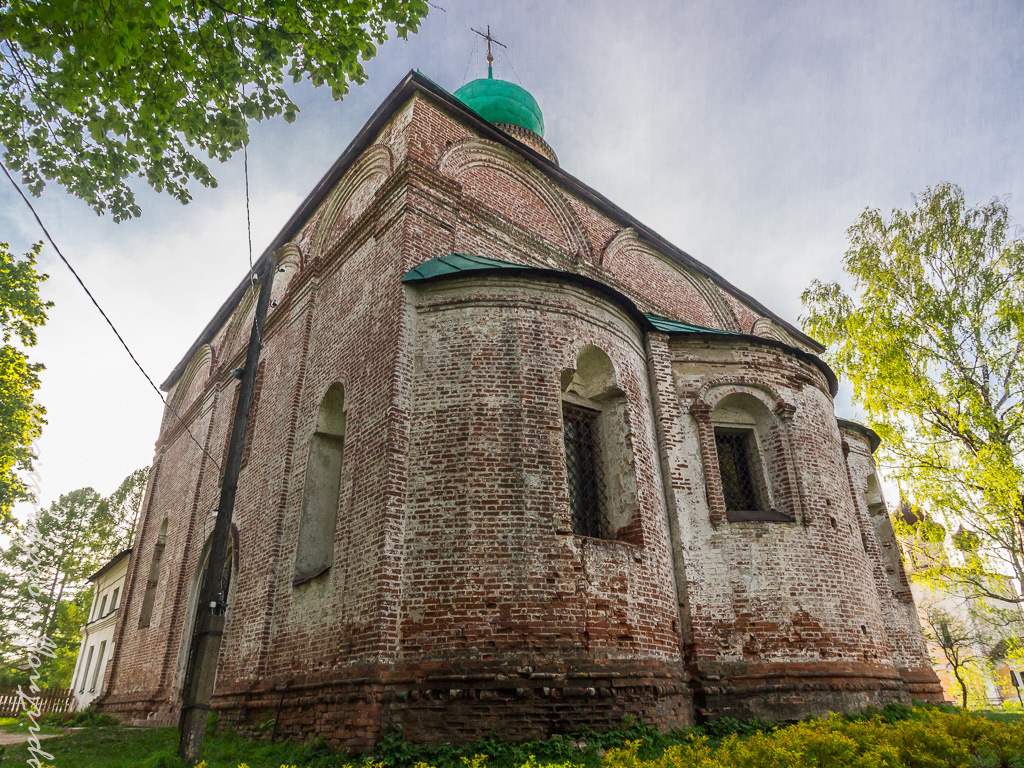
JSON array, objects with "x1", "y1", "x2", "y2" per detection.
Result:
[{"x1": 71, "y1": 549, "x2": 131, "y2": 710}]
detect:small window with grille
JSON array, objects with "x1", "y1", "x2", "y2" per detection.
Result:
[
  {"x1": 714, "y1": 427, "x2": 767, "y2": 513},
  {"x1": 563, "y1": 403, "x2": 608, "y2": 539}
]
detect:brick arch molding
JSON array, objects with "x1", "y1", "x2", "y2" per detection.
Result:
[
  {"x1": 599, "y1": 228, "x2": 739, "y2": 332},
  {"x1": 436, "y1": 138, "x2": 592, "y2": 261},
  {"x1": 308, "y1": 144, "x2": 394, "y2": 262}
]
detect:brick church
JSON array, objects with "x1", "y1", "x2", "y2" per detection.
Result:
[{"x1": 97, "y1": 65, "x2": 943, "y2": 748}]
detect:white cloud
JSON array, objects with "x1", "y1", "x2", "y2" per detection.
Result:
[{"x1": 3, "y1": 0, "x2": 1022, "y2": 511}]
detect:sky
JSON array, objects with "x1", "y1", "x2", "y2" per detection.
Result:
[{"x1": 2, "y1": 0, "x2": 1023, "y2": 512}]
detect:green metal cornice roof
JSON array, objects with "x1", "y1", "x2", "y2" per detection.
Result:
[
  {"x1": 402, "y1": 253, "x2": 535, "y2": 282},
  {"x1": 402, "y1": 256, "x2": 838, "y2": 396},
  {"x1": 643, "y1": 314, "x2": 739, "y2": 335},
  {"x1": 454, "y1": 77, "x2": 545, "y2": 137},
  {"x1": 836, "y1": 418, "x2": 882, "y2": 453}
]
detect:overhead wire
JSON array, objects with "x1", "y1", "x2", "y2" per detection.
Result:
[
  {"x1": 241, "y1": 96, "x2": 263, "y2": 348},
  {"x1": 500, "y1": 47, "x2": 525, "y2": 87},
  {"x1": 460, "y1": 34, "x2": 480, "y2": 87},
  {"x1": 0, "y1": 160, "x2": 223, "y2": 473}
]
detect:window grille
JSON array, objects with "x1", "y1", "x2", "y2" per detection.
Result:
[
  {"x1": 714, "y1": 427, "x2": 764, "y2": 512},
  {"x1": 563, "y1": 404, "x2": 608, "y2": 538}
]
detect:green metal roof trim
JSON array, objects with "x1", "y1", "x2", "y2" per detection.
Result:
[
  {"x1": 836, "y1": 418, "x2": 882, "y2": 453},
  {"x1": 644, "y1": 313, "x2": 838, "y2": 396},
  {"x1": 644, "y1": 314, "x2": 739, "y2": 335},
  {"x1": 402, "y1": 253, "x2": 536, "y2": 282},
  {"x1": 454, "y1": 77, "x2": 545, "y2": 137},
  {"x1": 403, "y1": 255, "x2": 839, "y2": 397}
]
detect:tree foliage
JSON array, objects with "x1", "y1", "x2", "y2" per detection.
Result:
[
  {"x1": 923, "y1": 605, "x2": 992, "y2": 708},
  {"x1": 0, "y1": 0, "x2": 430, "y2": 220},
  {"x1": 0, "y1": 240, "x2": 51, "y2": 527},
  {"x1": 0, "y1": 468, "x2": 148, "y2": 685},
  {"x1": 802, "y1": 183, "x2": 1024, "y2": 608},
  {"x1": 99, "y1": 466, "x2": 149, "y2": 553}
]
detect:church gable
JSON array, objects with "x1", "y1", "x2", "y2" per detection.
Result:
[
  {"x1": 165, "y1": 344, "x2": 214, "y2": 419},
  {"x1": 437, "y1": 138, "x2": 590, "y2": 259},
  {"x1": 306, "y1": 144, "x2": 395, "y2": 263},
  {"x1": 599, "y1": 228, "x2": 739, "y2": 331}
]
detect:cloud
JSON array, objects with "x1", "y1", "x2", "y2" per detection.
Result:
[{"x1": 3, "y1": 0, "x2": 1022, "y2": 509}]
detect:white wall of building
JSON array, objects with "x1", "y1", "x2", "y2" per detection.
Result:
[{"x1": 71, "y1": 551, "x2": 130, "y2": 710}]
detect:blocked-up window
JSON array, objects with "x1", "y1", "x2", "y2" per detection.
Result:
[
  {"x1": 294, "y1": 383, "x2": 346, "y2": 585},
  {"x1": 866, "y1": 474, "x2": 913, "y2": 600},
  {"x1": 138, "y1": 520, "x2": 167, "y2": 627},
  {"x1": 560, "y1": 346, "x2": 639, "y2": 542}
]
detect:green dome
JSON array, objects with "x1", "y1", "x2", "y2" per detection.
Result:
[{"x1": 454, "y1": 76, "x2": 545, "y2": 137}]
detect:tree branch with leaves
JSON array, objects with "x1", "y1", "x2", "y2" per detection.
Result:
[
  {"x1": 802, "y1": 184, "x2": 1024, "y2": 613},
  {"x1": 0, "y1": 0, "x2": 430, "y2": 220},
  {"x1": 0, "y1": 240, "x2": 51, "y2": 527}
]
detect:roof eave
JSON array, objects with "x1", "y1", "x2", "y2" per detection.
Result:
[
  {"x1": 406, "y1": 263, "x2": 839, "y2": 398},
  {"x1": 88, "y1": 548, "x2": 132, "y2": 583},
  {"x1": 837, "y1": 418, "x2": 882, "y2": 453}
]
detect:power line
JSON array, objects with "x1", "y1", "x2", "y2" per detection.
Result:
[
  {"x1": 244, "y1": 142, "x2": 254, "y2": 274},
  {"x1": 240, "y1": 84, "x2": 263, "y2": 347},
  {"x1": 1, "y1": 160, "x2": 223, "y2": 472},
  {"x1": 500, "y1": 47, "x2": 525, "y2": 88},
  {"x1": 461, "y1": 34, "x2": 480, "y2": 87}
]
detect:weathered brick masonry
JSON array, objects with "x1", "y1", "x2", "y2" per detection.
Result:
[{"x1": 96, "y1": 71, "x2": 942, "y2": 748}]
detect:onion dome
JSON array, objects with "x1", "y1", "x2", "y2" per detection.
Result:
[
  {"x1": 897, "y1": 499, "x2": 921, "y2": 526},
  {"x1": 455, "y1": 71, "x2": 558, "y2": 164},
  {"x1": 952, "y1": 525, "x2": 980, "y2": 553}
]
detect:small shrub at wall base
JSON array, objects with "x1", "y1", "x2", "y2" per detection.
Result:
[
  {"x1": 30, "y1": 707, "x2": 121, "y2": 728},
  {"x1": 6, "y1": 705, "x2": 1024, "y2": 768}
]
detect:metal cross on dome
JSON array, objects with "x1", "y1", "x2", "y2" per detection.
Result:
[{"x1": 471, "y1": 24, "x2": 506, "y2": 74}]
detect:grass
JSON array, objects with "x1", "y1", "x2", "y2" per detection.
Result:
[
  {"x1": 0, "y1": 704, "x2": 1021, "y2": 768},
  {"x1": 978, "y1": 708, "x2": 1024, "y2": 723},
  {"x1": 0, "y1": 715, "x2": 63, "y2": 735}
]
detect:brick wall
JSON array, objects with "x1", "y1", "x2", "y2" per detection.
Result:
[{"x1": 657, "y1": 336, "x2": 940, "y2": 719}]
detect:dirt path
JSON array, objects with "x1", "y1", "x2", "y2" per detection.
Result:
[{"x1": 0, "y1": 730, "x2": 60, "y2": 746}]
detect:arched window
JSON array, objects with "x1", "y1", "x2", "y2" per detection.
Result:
[
  {"x1": 709, "y1": 392, "x2": 795, "y2": 523},
  {"x1": 138, "y1": 519, "x2": 167, "y2": 627},
  {"x1": 294, "y1": 383, "x2": 346, "y2": 584},
  {"x1": 560, "y1": 346, "x2": 639, "y2": 542},
  {"x1": 89, "y1": 640, "x2": 107, "y2": 693},
  {"x1": 172, "y1": 529, "x2": 237, "y2": 692},
  {"x1": 865, "y1": 475, "x2": 913, "y2": 600}
]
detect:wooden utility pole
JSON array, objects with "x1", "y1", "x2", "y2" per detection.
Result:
[{"x1": 179, "y1": 254, "x2": 275, "y2": 764}]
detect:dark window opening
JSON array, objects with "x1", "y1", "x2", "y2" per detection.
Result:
[
  {"x1": 563, "y1": 404, "x2": 608, "y2": 539},
  {"x1": 714, "y1": 427, "x2": 764, "y2": 512}
]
